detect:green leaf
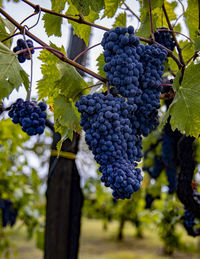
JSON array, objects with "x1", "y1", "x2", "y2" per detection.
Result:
[
  {"x1": 184, "y1": 0, "x2": 199, "y2": 39},
  {"x1": 96, "y1": 53, "x2": 106, "y2": 78},
  {"x1": 55, "y1": 62, "x2": 88, "y2": 100},
  {"x1": 70, "y1": 0, "x2": 104, "y2": 16},
  {"x1": 66, "y1": 3, "x2": 99, "y2": 45},
  {"x1": 103, "y1": 0, "x2": 122, "y2": 18},
  {"x1": 0, "y1": 42, "x2": 29, "y2": 100},
  {"x1": 42, "y1": 13, "x2": 62, "y2": 37},
  {"x1": 168, "y1": 63, "x2": 200, "y2": 137},
  {"x1": 0, "y1": 17, "x2": 15, "y2": 48},
  {"x1": 194, "y1": 37, "x2": 200, "y2": 51},
  {"x1": 179, "y1": 40, "x2": 195, "y2": 63},
  {"x1": 37, "y1": 44, "x2": 66, "y2": 103},
  {"x1": 136, "y1": 12, "x2": 157, "y2": 38},
  {"x1": 54, "y1": 95, "x2": 81, "y2": 133},
  {"x1": 112, "y1": 12, "x2": 126, "y2": 28},
  {"x1": 51, "y1": 0, "x2": 67, "y2": 12},
  {"x1": 55, "y1": 121, "x2": 73, "y2": 151},
  {"x1": 151, "y1": 0, "x2": 163, "y2": 9}
]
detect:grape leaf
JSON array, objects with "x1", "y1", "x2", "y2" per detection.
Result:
[
  {"x1": 70, "y1": 0, "x2": 104, "y2": 16},
  {"x1": 0, "y1": 42, "x2": 29, "y2": 100},
  {"x1": 42, "y1": 13, "x2": 62, "y2": 37},
  {"x1": 194, "y1": 37, "x2": 200, "y2": 51},
  {"x1": 152, "y1": 1, "x2": 177, "y2": 28},
  {"x1": 179, "y1": 40, "x2": 195, "y2": 63},
  {"x1": 96, "y1": 53, "x2": 106, "y2": 78},
  {"x1": 0, "y1": 16, "x2": 15, "y2": 48},
  {"x1": 54, "y1": 121, "x2": 74, "y2": 150},
  {"x1": 51, "y1": 0, "x2": 67, "y2": 12},
  {"x1": 168, "y1": 63, "x2": 200, "y2": 137},
  {"x1": 103, "y1": 0, "x2": 122, "y2": 18},
  {"x1": 37, "y1": 47, "x2": 62, "y2": 103},
  {"x1": 136, "y1": 12, "x2": 157, "y2": 38},
  {"x1": 184, "y1": 0, "x2": 199, "y2": 39},
  {"x1": 54, "y1": 95, "x2": 81, "y2": 133},
  {"x1": 54, "y1": 62, "x2": 88, "y2": 100},
  {"x1": 112, "y1": 12, "x2": 126, "y2": 28},
  {"x1": 66, "y1": 3, "x2": 99, "y2": 45}
]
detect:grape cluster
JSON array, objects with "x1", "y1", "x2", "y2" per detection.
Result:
[
  {"x1": 13, "y1": 39, "x2": 34, "y2": 63},
  {"x1": 184, "y1": 210, "x2": 196, "y2": 229},
  {"x1": 102, "y1": 26, "x2": 167, "y2": 137},
  {"x1": 162, "y1": 121, "x2": 181, "y2": 193},
  {"x1": 8, "y1": 98, "x2": 47, "y2": 136},
  {"x1": 154, "y1": 27, "x2": 176, "y2": 51},
  {"x1": 135, "y1": 44, "x2": 167, "y2": 136},
  {"x1": 101, "y1": 26, "x2": 143, "y2": 98},
  {"x1": 143, "y1": 155, "x2": 164, "y2": 179},
  {"x1": 76, "y1": 93, "x2": 143, "y2": 199},
  {"x1": 76, "y1": 26, "x2": 168, "y2": 199},
  {"x1": 0, "y1": 199, "x2": 18, "y2": 227}
]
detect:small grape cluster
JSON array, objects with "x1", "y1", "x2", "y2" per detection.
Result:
[
  {"x1": 0, "y1": 199, "x2": 17, "y2": 227},
  {"x1": 184, "y1": 210, "x2": 196, "y2": 229},
  {"x1": 154, "y1": 27, "x2": 176, "y2": 51},
  {"x1": 143, "y1": 155, "x2": 164, "y2": 179},
  {"x1": 13, "y1": 39, "x2": 34, "y2": 63},
  {"x1": 76, "y1": 93, "x2": 143, "y2": 199},
  {"x1": 8, "y1": 98, "x2": 47, "y2": 136}
]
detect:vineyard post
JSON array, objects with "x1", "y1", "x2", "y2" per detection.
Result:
[{"x1": 44, "y1": 30, "x2": 87, "y2": 259}]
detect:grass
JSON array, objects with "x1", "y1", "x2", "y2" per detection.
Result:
[{"x1": 5, "y1": 218, "x2": 200, "y2": 259}]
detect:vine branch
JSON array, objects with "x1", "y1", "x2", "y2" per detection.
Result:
[
  {"x1": 148, "y1": 0, "x2": 154, "y2": 39},
  {"x1": 123, "y1": 3, "x2": 141, "y2": 22},
  {"x1": 73, "y1": 43, "x2": 101, "y2": 62},
  {"x1": 21, "y1": 0, "x2": 109, "y2": 32}
]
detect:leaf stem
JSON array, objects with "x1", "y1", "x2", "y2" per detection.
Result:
[
  {"x1": 73, "y1": 43, "x2": 101, "y2": 62},
  {"x1": 123, "y1": 3, "x2": 141, "y2": 22},
  {"x1": 21, "y1": 0, "x2": 110, "y2": 32},
  {"x1": 148, "y1": 0, "x2": 154, "y2": 39}
]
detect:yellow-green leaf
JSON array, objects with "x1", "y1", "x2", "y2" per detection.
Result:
[
  {"x1": 42, "y1": 13, "x2": 62, "y2": 37},
  {"x1": 168, "y1": 64, "x2": 200, "y2": 137}
]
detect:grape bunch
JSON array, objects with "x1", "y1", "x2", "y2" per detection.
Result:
[
  {"x1": 184, "y1": 210, "x2": 196, "y2": 229},
  {"x1": 0, "y1": 199, "x2": 18, "y2": 227},
  {"x1": 101, "y1": 26, "x2": 143, "y2": 98},
  {"x1": 13, "y1": 38, "x2": 34, "y2": 63},
  {"x1": 135, "y1": 44, "x2": 167, "y2": 136},
  {"x1": 76, "y1": 92, "x2": 143, "y2": 199},
  {"x1": 143, "y1": 155, "x2": 164, "y2": 179},
  {"x1": 154, "y1": 27, "x2": 176, "y2": 51},
  {"x1": 102, "y1": 26, "x2": 167, "y2": 137},
  {"x1": 76, "y1": 26, "x2": 168, "y2": 199},
  {"x1": 8, "y1": 98, "x2": 47, "y2": 136}
]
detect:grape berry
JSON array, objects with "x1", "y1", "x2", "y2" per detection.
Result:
[
  {"x1": 13, "y1": 38, "x2": 34, "y2": 63},
  {"x1": 8, "y1": 98, "x2": 47, "y2": 136}
]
